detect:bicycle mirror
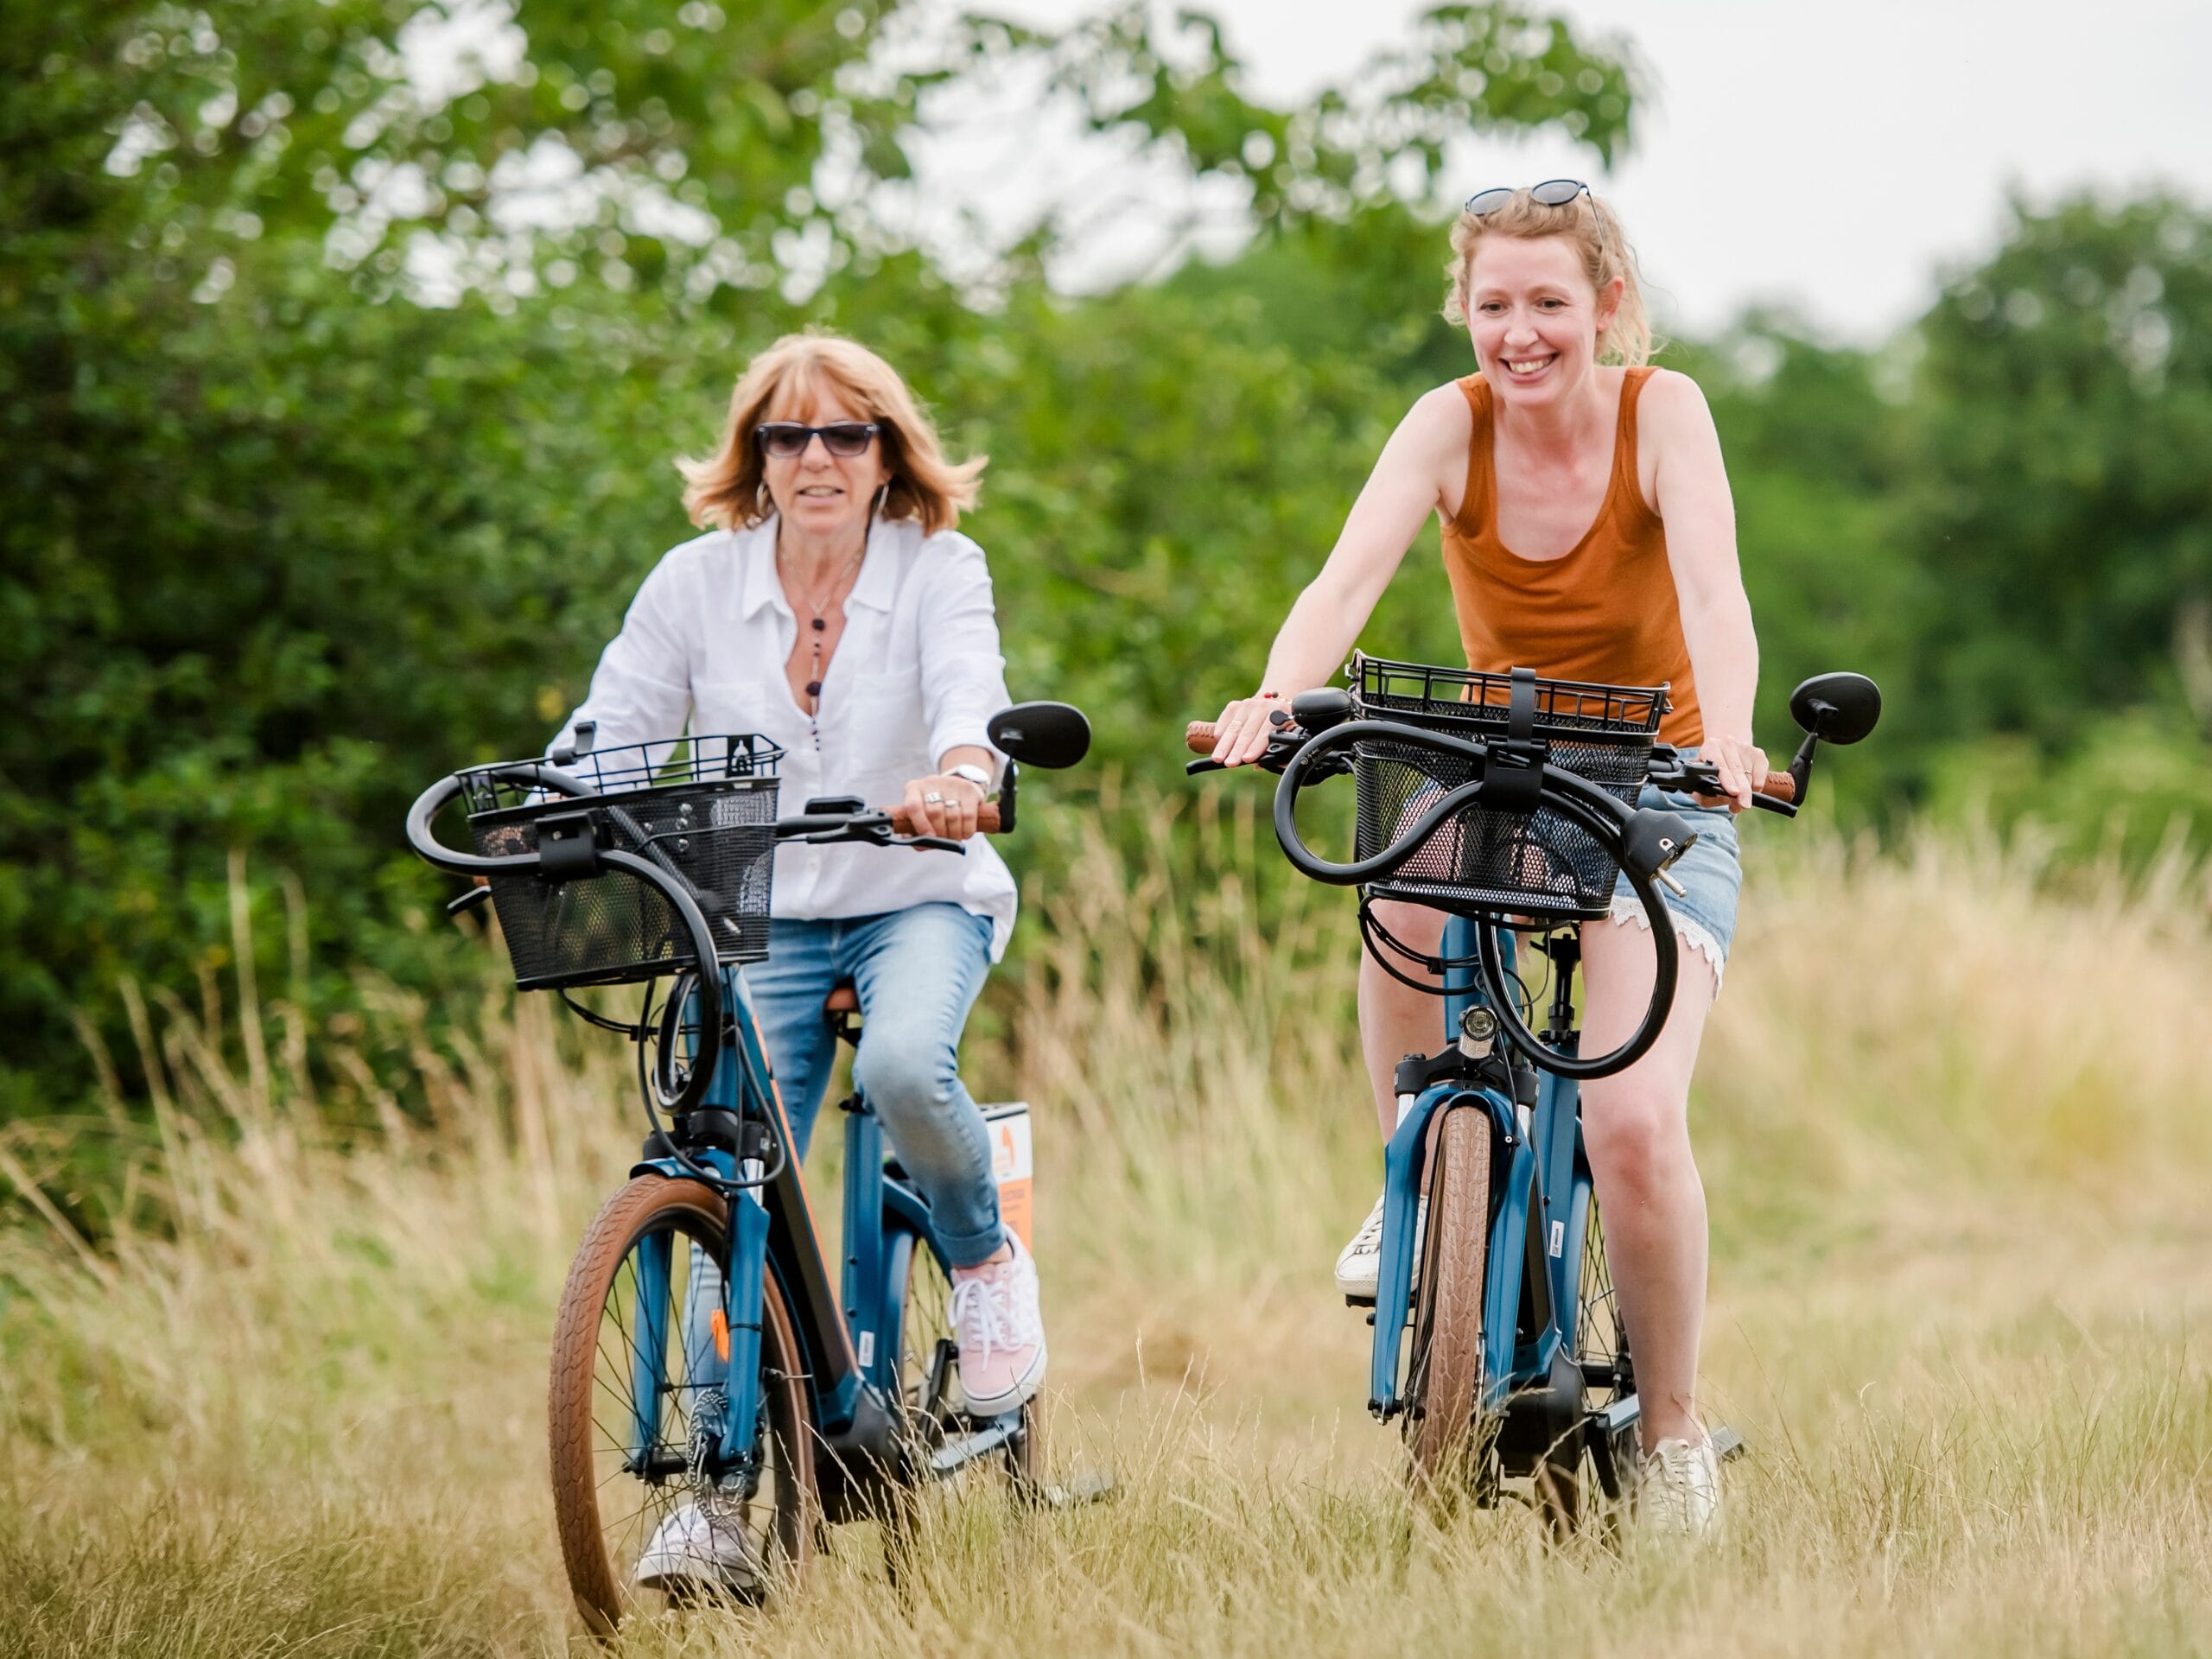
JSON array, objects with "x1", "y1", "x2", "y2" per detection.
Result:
[
  {"x1": 988, "y1": 702, "x2": 1091, "y2": 768},
  {"x1": 1787, "y1": 673, "x2": 1881, "y2": 745}
]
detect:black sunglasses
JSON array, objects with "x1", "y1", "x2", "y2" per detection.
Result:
[
  {"x1": 1464, "y1": 178, "x2": 1591, "y2": 216},
  {"x1": 754, "y1": 421, "x2": 880, "y2": 459}
]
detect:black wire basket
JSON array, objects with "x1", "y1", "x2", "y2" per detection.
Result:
[
  {"x1": 462, "y1": 734, "x2": 782, "y2": 988},
  {"x1": 1351, "y1": 655, "x2": 1666, "y2": 918}
]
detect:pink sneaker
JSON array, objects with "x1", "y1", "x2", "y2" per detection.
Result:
[{"x1": 947, "y1": 1232, "x2": 1046, "y2": 1416}]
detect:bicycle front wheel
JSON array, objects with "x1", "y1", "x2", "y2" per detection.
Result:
[
  {"x1": 1403, "y1": 1103, "x2": 1494, "y2": 1498},
  {"x1": 547, "y1": 1177, "x2": 816, "y2": 1633}
]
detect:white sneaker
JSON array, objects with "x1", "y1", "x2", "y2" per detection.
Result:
[
  {"x1": 633, "y1": 1500, "x2": 757, "y2": 1594},
  {"x1": 1639, "y1": 1434, "x2": 1722, "y2": 1540},
  {"x1": 1333, "y1": 1192, "x2": 1426, "y2": 1300},
  {"x1": 948, "y1": 1231, "x2": 1046, "y2": 1416}
]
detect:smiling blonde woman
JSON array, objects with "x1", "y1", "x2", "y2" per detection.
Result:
[{"x1": 1204, "y1": 181, "x2": 1767, "y2": 1538}]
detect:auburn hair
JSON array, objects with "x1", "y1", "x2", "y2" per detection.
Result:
[{"x1": 678, "y1": 331, "x2": 985, "y2": 535}]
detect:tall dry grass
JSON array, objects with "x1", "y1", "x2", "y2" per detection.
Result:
[{"x1": 3, "y1": 804, "x2": 2209, "y2": 1656}]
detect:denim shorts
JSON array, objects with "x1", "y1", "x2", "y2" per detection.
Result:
[{"x1": 1609, "y1": 774, "x2": 1742, "y2": 988}]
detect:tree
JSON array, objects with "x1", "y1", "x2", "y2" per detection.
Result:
[
  {"x1": 1910, "y1": 194, "x2": 2212, "y2": 747},
  {"x1": 3, "y1": 1, "x2": 1638, "y2": 1120}
]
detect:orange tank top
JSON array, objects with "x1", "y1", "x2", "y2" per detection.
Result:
[{"x1": 1439, "y1": 368, "x2": 1702, "y2": 748}]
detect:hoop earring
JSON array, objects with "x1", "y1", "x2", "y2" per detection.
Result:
[
  {"x1": 871, "y1": 481, "x2": 890, "y2": 520},
  {"x1": 754, "y1": 482, "x2": 773, "y2": 522}
]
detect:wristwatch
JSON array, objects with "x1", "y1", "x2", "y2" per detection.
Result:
[{"x1": 947, "y1": 762, "x2": 998, "y2": 800}]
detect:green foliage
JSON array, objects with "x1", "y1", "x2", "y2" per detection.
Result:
[
  {"x1": 3, "y1": 0, "x2": 1633, "y2": 1118},
  {"x1": 9, "y1": 0, "x2": 2209, "y2": 1130},
  {"x1": 1911, "y1": 194, "x2": 2212, "y2": 747},
  {"x1": 1921, "y1": 709, "x2": 2212, "y2": 869}
]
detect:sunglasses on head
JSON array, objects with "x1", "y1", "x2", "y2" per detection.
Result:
[
  {"x1": 754, "y1": 421, "x2": 880, "y2": 459},
  {"x1": 1464, "y1": 178, "x2": 1591, "y2": 216}
]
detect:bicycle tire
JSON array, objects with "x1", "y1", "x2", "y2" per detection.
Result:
[
  {"x1": 548, "y1": 1177, "x2": 815, "y2": 1633},
  {"x1": 893, "y1": 1230, "x2": 1046, "y2": 1497},
  {"x1": 1535, "y1": 1180, "x2": 1636, "y2": 1536},
  {"x1": 1403, "y1": 1104, "x2": 1493, "y2": 1498}
]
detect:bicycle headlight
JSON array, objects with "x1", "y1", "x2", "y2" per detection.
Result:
[{"x1": 1459, "y1": 1004, "x2": 1499, "y2": 1058}]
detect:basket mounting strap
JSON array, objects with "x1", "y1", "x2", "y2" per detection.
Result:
[
  {"x1": 1508, "y1": 665, "x2": 1536, "y2": 744},
  {"x1": 1477, "y1": 666, "x2": 1546, "y2": 816},
  {"x1": 534, "y1": 810, "x2": 603, "y2": 881}
]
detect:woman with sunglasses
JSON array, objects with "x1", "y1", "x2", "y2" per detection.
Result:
[
  {"x1": 1204, "y1": 181, "x2": 1764, "y2": 1538},
  {"x1": 556, "y1": 330, "x2": 1042, "y2": 1589}
]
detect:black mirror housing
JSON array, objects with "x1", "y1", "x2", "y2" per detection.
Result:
[
  {"x1": 1788, "y1": 673, "x2": 1882, "y2": 745},
  {"x1": 988, "y1": 701, "x2": 1091, "y2": 769}
]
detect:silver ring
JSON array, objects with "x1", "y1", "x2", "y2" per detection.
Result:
[{"x1": 924, "y1": 791, "x2": 944, "y2": 804}]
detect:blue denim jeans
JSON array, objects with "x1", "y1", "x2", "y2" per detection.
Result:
[{"x1": 746, "y1": 902, "x2": 1003, "y2": 1267}]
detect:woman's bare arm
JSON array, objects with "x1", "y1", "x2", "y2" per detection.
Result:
[
  {"x1": 1643, "y1": 369, "x2": 1765, "y2": 807},
  {"x1": 1208, "y1": 385, "x2": 1470, "y2": 766}
]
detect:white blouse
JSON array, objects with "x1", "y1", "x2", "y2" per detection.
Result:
[{"x1": 556, "y1": 513, "x2": 1018, "y2": 959}]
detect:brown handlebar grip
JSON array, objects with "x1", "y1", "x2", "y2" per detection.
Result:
[
  {"x1": 887, "y1": 802, "x2": 1002, "y2": 835},
  {"x1": 1185, "y1": 721, "x2": 1221, "y2": 756},
  {"x1": 1755, "y1": 771, "x2": 1797, "y2": 804}
]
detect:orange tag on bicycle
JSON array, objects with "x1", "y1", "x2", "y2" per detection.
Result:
[
  {"x1": 982, "y1": 1101, "x2": 1033, "y2": 1250},
  {"x1": 709, "y1": 1307, "x2": 731, "y2": 1363}
]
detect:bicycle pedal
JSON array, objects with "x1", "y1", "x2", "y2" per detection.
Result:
[
  {"x1": 926, "y1": 1414, "x2": 1021, "y2": 1477},
  {"x1": 1710, "y1": 1424, "x2": 1747, "y2": 1462},
  {"x1": 1344, "y1": 1293, "x2": 1377, "y2": 1309},
  {"x1": 1039, "y1": 1469, "x2": 1117, "y2": 1509}
]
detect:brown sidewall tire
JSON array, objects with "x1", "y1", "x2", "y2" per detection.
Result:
[
  {"x1": 547, "y1": 1177, "x2": 816, "y2": 1633},
  {"x1": 1405, "y1": 1105, "x2": 1493, "y2": 1497}
]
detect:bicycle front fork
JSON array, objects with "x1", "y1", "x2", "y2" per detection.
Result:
[{"x1": 621, "y1": 1162, "x2": 772, "y2": 1484}]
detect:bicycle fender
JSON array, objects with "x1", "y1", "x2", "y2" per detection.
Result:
[
  {"x1": 628, "y1": 1148, "x2": 738, "y2": 1183},
  {"x1": 1369, "y1": 1082, "x2": 1518, "y2": 1419}
]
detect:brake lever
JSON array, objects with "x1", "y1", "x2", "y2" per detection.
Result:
[
  {"x1": 900, "y1": 834, "x2": 967, "y2": 854},
  {"x1": 446, "y1": 885, "x2": 493, "y2": 917},
  {"x1": 1189, "y1": 730, "x2": 1308, "y2": 778}
]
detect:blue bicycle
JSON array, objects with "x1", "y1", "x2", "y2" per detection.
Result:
[
  {"x1": 405, "y1": 702, "x2": 1089, "y2": 1630},
  {"x1": 1190, "y1": 655, "x2": 1878, "y2": 1528}
]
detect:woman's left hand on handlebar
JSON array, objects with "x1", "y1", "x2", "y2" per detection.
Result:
[
  {"x1": 1705, "y1": 734, "x2": 1770, "y2": 812},
  {"x1": 1207, "y1": 694, "x2": 1285, "y2": 767},
  {"x1": 900, "y1": 772, "x2": 986, "y2": 839}
]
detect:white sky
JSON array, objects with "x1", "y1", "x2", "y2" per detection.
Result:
[{"x1": 986, "y1": 0, "x2": 2212, "y2": 342}]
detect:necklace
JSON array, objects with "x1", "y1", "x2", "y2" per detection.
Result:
[{"x1": 779, "y1": 536, "x2": 867, "y2": 750}]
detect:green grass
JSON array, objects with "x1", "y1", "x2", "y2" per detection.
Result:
[{"x1": 4, "y1": 810, "x2": 2209, "y2": 1656}]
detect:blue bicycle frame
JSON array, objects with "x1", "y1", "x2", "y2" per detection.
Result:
[
  {"x1": 1367, "y1": 916, "x2": 1602, "y2": 1422},
  {"x1": 613, "y1": 965, "x2": 933, "y2": 1490},
  {"x1": 618, "y1": 961, "x2": 1021, "y2": 1498}
]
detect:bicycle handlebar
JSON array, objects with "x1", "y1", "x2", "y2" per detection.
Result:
[
  {"x1": 1263, "y1": 719, "x2": 1688, "y2": 890},
  {"x1": 1185, "y1": 671, "x2": 1877, "y2": 1080},
  {"x1": 1184, "y1": 720, "x2": 1798, "y2": 807},
  {"x1": 407, "y1": 772, "x2": 1002, "y2": 878},
  {"x1": 404, "y1": 766, "x2": 731, "y2": 1116},
  {"x1": 1189, "y1": 712, "x2": 1696, "y2": 1078},
  {"x1": 886, "y1": 802, "x2": 1001, "y2": 836},
  {"x1": 404, "y1": 766, "x2": 596, "y2": 876}
]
